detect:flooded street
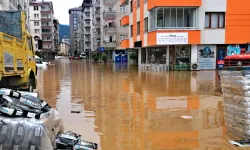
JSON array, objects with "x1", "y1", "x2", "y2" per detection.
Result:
[{"x1": 35, "y1": 58, "x2": 243, "y2": 150}]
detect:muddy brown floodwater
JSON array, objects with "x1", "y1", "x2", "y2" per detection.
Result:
[{"x1": 35, "y1": 58, "x2": 246, "y2": 150}]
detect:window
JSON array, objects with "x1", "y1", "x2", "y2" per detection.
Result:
[
  {"x1": 120, "y1": 6, "x2": 125, "y2": 13},
  {"x1": 120, "y1": 35, "x2": 126, "y2": 41},
  {"x1": 109, "y1": 36, "x2": 113, "y2": 42},
  {"x1": 130, "y1": 25, "x2": 133, "y2": 37},
  {"x1": 144, "y1": 0, "x2": 147, "y2": 3},
  {"x1": 130, "y1": 0, "x2": 133, "y2": 13},
  {"x1": 149, "y1": 8, "x2": 197, "y2": 31},
  {"x1": 34, "y1": 21, "x2": 39, "y2": 26},
  {"x1": 108, "y1": 8, "x2": 112, "y2": 12},
  {"x1": 137, "y1": 21, "x2": 140, "y2": 35},
  {"x1": 34, "y1": 29, "x2": 40, "y2": 33},
  {"x1": 34, "y1": 14, "x2": 39, "y2": 18},
  {"x1": 34, "y1": 6, "x2": 39, "y2": 11},
  {"x1": 205, "y1": 12, "x2": 225, "y2": 28},
  {"x1": 137, "y1": 0, "x2": 140, "y2": 8},
  {"x1": 144, "y1": 17, "x2": 148, "y2": 33}
]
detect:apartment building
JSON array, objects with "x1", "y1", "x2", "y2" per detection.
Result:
[
  {"x1": 29, "y1": 0, "x2": 58, "y2": 60},
  {"x1": 0, "y1": 0, "x2": 30, "y2": 31},
  {"x1": 69, "y1": 7, "x2": 82, "y2": 54},
  {"x1": 100, "y1": 0, "x2": 129, "y2": 61},
  {"x1": 60, "y1": 42, "x2": 69, "y2": 56},
  {"x1": 120, "y1": 0, "x2": 250, "y2": 71}
]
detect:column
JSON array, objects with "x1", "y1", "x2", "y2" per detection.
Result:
[
  {"x1": 166, "y1": 46, "x2": 169, "y2": 70},
  {"x1": 138, "y1": 48, "x2": 141, "y2": 67},
  {"x1": 191, "y1": 44, "x2": 198, "y2": 63},
  {"x1": 146, "y1": 48, "x2": 148, "y2": 65}
]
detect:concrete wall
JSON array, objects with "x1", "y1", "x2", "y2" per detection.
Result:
[{"x1": 199, "y1": 0, "x2": 227, "y2": 44}]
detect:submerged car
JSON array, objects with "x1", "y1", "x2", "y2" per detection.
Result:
[{"x1": 35, "y1": 56, "x2": 48, "y2": 68}]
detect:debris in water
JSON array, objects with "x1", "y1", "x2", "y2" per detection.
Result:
[
  {"x1": 181, "y1": 116, "x2": 193, "y2": 119},
  {"x1": 229, "y1": 140, "x2": 250, "y2": 147}
]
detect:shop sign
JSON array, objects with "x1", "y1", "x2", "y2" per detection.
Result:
[
  {"x1": 156, "y1": 33, "x2": 188, "y2": 45},
  {"x1": 217, "y1": 48, "x2": 226, "y2": 68},
  {"x1": 198, "y1": 45, "x2": 216, "y2": 70}
]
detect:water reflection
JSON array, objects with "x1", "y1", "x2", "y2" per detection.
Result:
[{"x1": 35, "y1": 59, "x2": 236, "y2": 150}]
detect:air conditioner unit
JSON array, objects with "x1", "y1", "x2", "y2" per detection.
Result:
[{"x1": 190, "y1": 63, "x2": 201, "y2": 71}]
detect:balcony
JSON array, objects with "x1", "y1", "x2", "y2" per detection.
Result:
[
  {"x1": 103, "y1": 0, "x2": 116, "y2": 5},
  {"x1": 147, "y1": 0, "x2": 201, "y2": 10},
  {"x1": 84, "y1": 16, "x2": 91, "y2": 20},
  {"x1": 104, "y1": 26, "x2": 116, "y2": 33},
  {"x1": 94, "y1": 1, "x2": 100, "y2": 7},
  {"x1": 120, "y1": 0, "x2": 129, "y2": 6},
  {"x1": 103, "y1": 10, "x2": 116, "y2": 19},
  {"x1": 104, "y1": 41, "x2": 117, "y2": 48},
  {"x1": 41, "y1": 18, "x2": 51, "y2": 21},
  {"x1": 41, "y1": 11, "x2": 51, "y2": 14},
  {"x1": 120, "y1": 15, "x2": 129, "y2": 26},
  {"x1": 85, "y1": 23, "x2": 91, "y2": 27},
  {"x1": 149, "y1": 8, "x2": 199, "y2": 31},
  {"x1": 121, "y1": 39, "x2": 129, "y2": 49}
]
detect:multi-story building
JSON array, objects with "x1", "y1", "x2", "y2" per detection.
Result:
[
  {"x1": 101, "y1": 0, "x2": 129, "y2": 61},
  {"x1": 0, "y1": 0, "x2": 30, "y2": 31},
  {"x1": 68, "y1": 7, "x2": 82, "y2": 54},
  {"x1": 29, "y1": 0, "x2": 58, "y2": 60},
  {"x1": 60, "y1": 42, "x2": 70, "y2": 56},
  {"x1": 120, "y1": 0, "x2": 250, "y2": 70},
  {"x1": 62, "y1": 35, "x2": 71, "y2": 46}
]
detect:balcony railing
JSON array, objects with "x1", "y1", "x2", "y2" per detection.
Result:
[
  {"x1": 104, "y1": 26, "x2": 116, "y2": 32},
  {"x1": 104, "y1": 41, "x2": 117, "y2": 48},
  {"x1": 103, "y1": 10, "x2": 116, "y2": 18}
]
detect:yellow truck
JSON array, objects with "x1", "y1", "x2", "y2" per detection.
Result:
[{"x1": 0, "y1": 11, "x2": 38, "y2": 91}]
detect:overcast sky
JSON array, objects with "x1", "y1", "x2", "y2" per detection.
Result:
[{"x1": 51, "y1": 0, "x2": 82, "y2": 25}]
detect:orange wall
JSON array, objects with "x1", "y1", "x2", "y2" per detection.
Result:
[
  {"x1": 120, "y1": 15, "x2": 129, "y2": 26},
  {"x1": 147, "y1": 30, "x2": 201, "y2": 46},
  {"x1": 133, "y1": 0, "x2": 137, "y2": 43},
  {"x1": 120, "y1": 0, "x2": 126, "y2": 5},
  {"x1": 225, "y1": 0, "x2": 250, "y2": 44},
  {"x1": 147, "y1": 0, "x2": 201, "y2": 10},
  {"x1": 121, "y1": 39, "x2": 129, "y2": 48}
]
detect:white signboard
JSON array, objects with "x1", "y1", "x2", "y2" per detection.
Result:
[
  {"x1": 156, "y1": 33, "x2": 188, "y2": 45},
  {"x1": 198, "y1": 45, "x2": 217, "y2": 70}
]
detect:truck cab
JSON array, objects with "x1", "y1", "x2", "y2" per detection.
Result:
[{"x1": 222, "y1": 43, "x2": 250, "y2": 69}]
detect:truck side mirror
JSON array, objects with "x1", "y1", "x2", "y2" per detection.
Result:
[{"x1": 38, "y1": 40, "x2": 43, "y2": 50}]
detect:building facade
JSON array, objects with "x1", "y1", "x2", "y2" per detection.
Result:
[
  {"x1": 0, "y1": 0, "x2": 30, "y2": 31},
  {"x1": 29, "y1": 0, "x2": 58, "y2": 60},
  {"x1": 120, "y1": 0, "x2": 250, "y2": 70},
  {"x1": 69, "y1": 7, "x2": 82, "y2": 54},
  {"x1": 60, "y1": 42, "x2": 69, "y2": 56},
  {"x1": 101, "y1": 0, "x2": 129, "y2": 61}
]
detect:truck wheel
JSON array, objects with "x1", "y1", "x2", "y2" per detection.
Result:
[{"x1": 28, "y1": 78, "x2": 34, "y2": 92}]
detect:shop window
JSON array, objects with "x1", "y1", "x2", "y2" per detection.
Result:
[
  {"x1": 205, "y1": 12, "x2": 225, "y2": 28},
  {"x1": 147, "y1": 47, "x2": 166, "y2": 64},
  {"x1": 169, "y1": 45, "x2": 191, "y2": 70}
]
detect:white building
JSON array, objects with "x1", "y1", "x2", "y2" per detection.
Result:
[
  {"x1": 60, "y1": 42, "x2": 69, "y2": 56},
  {"x1": 29, "y1": 0, "x2": 59, "y2": 60}
]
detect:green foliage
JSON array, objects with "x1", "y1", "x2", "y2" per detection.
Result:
[
  {"x1": 93, "y1": 55, "x2": 99, "y2": 61},
  {"x1": 101, "y1": 53, "x2": 107, "y2": 62},
  {"x1": 129, "y1": 52, "x2": 137, "y2": 60}
]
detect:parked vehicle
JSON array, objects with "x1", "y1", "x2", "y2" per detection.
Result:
[
  {"x1": 0, "y1": 11, "x2": 38, "y2": 91},
  {"x1": 35, "y1": 56, "x2": 48, "y2": 68},
  {"x1": 80, "y1": 52, "x2": 87, "y2": 59}
]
